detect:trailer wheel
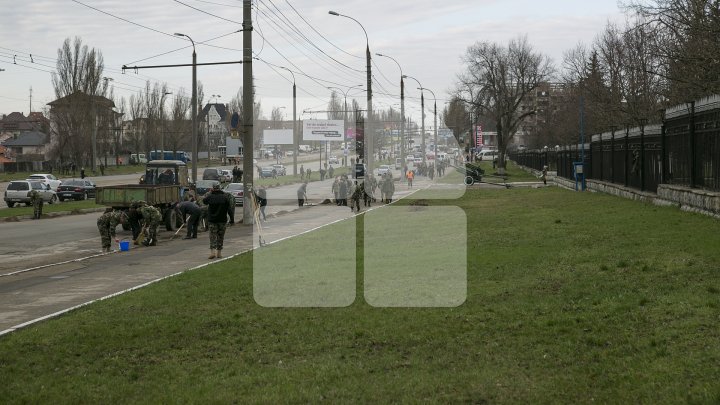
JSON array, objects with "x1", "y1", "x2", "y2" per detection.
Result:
[
  {"x1": 464, "y1": 176, "x2": 475, "y2": 186},
  {"x1": 165, "y1": 209, "x2": 179, "y2": 231}
]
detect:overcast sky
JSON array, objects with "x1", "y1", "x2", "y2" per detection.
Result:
[{"x1": 0, "y1": 0, "x2": 626, "y2": 122}]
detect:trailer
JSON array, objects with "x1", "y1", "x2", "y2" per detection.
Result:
[{"x1": 95, "y1": 160, "x2": 190, "y2": 231}]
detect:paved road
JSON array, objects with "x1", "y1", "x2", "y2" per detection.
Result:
[{"x1": 0, "y1": 172, "x2": 441, "y2": 333}]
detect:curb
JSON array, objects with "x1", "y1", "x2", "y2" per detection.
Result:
[{"x1": 2, "y1": 207, "x2": 106, "y2": 222}]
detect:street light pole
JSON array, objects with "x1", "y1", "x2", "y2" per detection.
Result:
[
  {"x1": 403, "y1": 75, "x2": 424, "y2": 165},
  {"x1": 421, "y1": 87, "x2": 437, "y2": 171},
  {"x1": 280, "y1": 67, "x2": 297, "y2": 176},
  {"x1": 376, "y1": 53, "x2": 404, "y2": 163},
  {"x1": 161, "y1": 91, "x2": 172, "y2": 152},
  {"x1": 328, "y1": 84, "x2": 363, "y2": 167},
  {"x1": 329, "y1": 10, "x2": 372, "y2": 170},
  {"x1": 174, "y1": 32, "x2": 198, "y2": 183}
]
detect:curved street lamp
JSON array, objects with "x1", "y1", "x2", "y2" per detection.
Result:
[
  {"x1": 279, "y1": 66, "x2": 298, "y2": 175},
  {"x1": 328, "y1": 84, "x2": 363, "y2": 167},
  {"x1": 419, "y1": 87, "x2": 437, "y2": 172},
  {"x1": 329, "y1": 10, "x2": 373, "y2": 168},
  {"x1": 376, "y1": 53, "x2": 406, "y2": 162},
  {"x1": 174, "y1": 32, "x2": 198, "y2": 183},
  {"x1": 403, "y1": 75, "x2": 425, "y2": 165}
]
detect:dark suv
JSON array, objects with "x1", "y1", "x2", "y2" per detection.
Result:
[{"x1": 202, "y1": 168, "x2": 221, "y2": 181}]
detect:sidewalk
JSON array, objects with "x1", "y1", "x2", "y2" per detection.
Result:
[{"x1": 0, "y1": 173, "x2": 439, "y2": 334}]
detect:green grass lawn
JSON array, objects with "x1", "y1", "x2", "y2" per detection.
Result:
[
  {"x1": 0, "y1": 199, "x2": 103, "y2": 219},
  {"x1": 1, "y1": 187, "x2": 719, "y2": 403}
]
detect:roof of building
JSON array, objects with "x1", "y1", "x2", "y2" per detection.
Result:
[
  {"x1": 199, "y1": 103, "x2": 228, "y2": 121},
  {"x1": 0, "y1": 111, "x2": 48, "y2": 132},
  {"x1": 2, "y1": 131, "x2": 48, "y2": 147},
  {"x1": 48, "y1": 91, "x2": 115, "y2": 109}
]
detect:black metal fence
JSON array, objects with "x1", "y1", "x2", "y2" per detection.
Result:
[{"x1": 511, "y1": 95, "x2": 720, "y2": 193}]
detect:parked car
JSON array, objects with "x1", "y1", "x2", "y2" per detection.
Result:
[
  {"x1": 27, "y1": 173, "x2": 62, "y2": 190},
  {"x1": 328, "y1": 156, "x2": 339, "y2": 165},
  {"x1": 222, "y1": 183, "x2": 244, "y2": 206},
  {"x1": 259, "y1": 166, "x2": 277, "y2": 178},
  {"x1": 56, "y1": 179, "x2": 97, "y2": 201},
  {"x1": 219, "y1": 169, "x2": 232, "y2": 182},
  {"x1": 376, "y1": 165, "x2": 392, "y2": 177},
  {"x1": 272, "y1": 164, "x2": 287, "y2": 176},
  {"x1": 193, "y1": 179, "x2": 220, "y2": 197},
  {"x1": 202, "y1": 168, "x2": 223, "y2": 182},
  {"x1": 4, "y1": 180, "x2": 58, "y2": 207},
  {"x1": 129, "y1": 153, "x2": 147, "y2": 164}
]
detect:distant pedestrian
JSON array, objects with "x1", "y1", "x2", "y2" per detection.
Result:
[
  {"x1": 382, "y1": 176, "x2": 395, "y2": 203},
  {"x1": 204, "y1": 183, "x2": 232, "y2": 259},
  {"x1": 332, "y1": 176, "x2": 340, "y2": 204},
  {"x1": 306, "y1": 168, "x2": 312, "y2": 180},
  {"x1": 97, "y1": 208, "x2": 126, "y2": 253},
  {"x1": 139, "y1": 202, "x2": 162, "y2": 246},
  {"x1": 80, "y1": 167, "x2": 86, "y2": 179},
  {"x1": 255, "y1": 185, "x2": 268, "y2": 221},
  {"x1": 176, "y1": 200, "x2": 201, "y2": 239},
  {"x1": 406, "y1": 169, "x2": 414, "y2": 188},
  {"x1": 328, "y1": 165, "x2": 334, "y2": 179},
  {"x1": 297, "y1": 182, "x2": 308, "y2": 206},
  {"x1": 300, "y1": 164, "x2": 305, "y2": 180},
  {"x1": 338, "y1": 175, "x2": 348, "y2": 206},
  {"x1": 350, "y1": 181, "x2": 361, "y2": 212},
  {"x1": 541, "y1": 165, "x2": 548, "y2": 185},
  {"x1": 30, "y1": 188, "x2": 43, "y2": 219}
]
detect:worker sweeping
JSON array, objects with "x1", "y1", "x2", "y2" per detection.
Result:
[{"x1": 139, "y1": 201, "x2": 162, "y2": 246}]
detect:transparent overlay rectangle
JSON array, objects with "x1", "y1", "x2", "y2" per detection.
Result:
[
  {"x1": 364, "y1": 206, "x2": 467, "y2": 307},
  {"x1": 253, "y1": 218, "x2": 356, "y2": 307}
]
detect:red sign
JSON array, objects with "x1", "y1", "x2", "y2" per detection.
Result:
[{"x1": 475, "y1": 125, "x2": 483, "y2": 146}]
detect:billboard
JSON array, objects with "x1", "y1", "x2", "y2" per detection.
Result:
[
  {"x1": 263, "y1": 129, "x2": 293, "y2": 145},
  {"x1": 302, "y1": 120, "x2": 345, "y2": 141}
]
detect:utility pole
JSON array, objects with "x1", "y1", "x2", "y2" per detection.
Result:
[{"x1": 242, "y1": 0, "x2": 254, "y2": 225}]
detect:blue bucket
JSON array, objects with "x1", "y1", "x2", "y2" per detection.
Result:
[{"x1": 119, "y1": 239, "x2": 130, "y2": 252}]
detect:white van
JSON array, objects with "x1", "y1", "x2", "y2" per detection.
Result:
[
  {"x1": 130, "y1": 153, "x2": 147, "y2": 164},
  {"x1": 478, "y1": 150, "x2": 498, "y2": 160}
]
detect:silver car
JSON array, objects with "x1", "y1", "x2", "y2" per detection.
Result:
[{"x1": 4, "y1": 180, "x2": 58, "y2": 207}]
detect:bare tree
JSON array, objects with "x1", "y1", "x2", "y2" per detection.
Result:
[
  {"x1": 48, "y1": 37, "x2": 107, "y2": 166},
  {"x1": 327, "y1": 91, "x2": 343, "y2": 120},
  {"x1": 166, "y1": 89, "x2": 191, "y2": 154},
  {"x1": 126, "y1": 92, "x2": 145, "y2": 162},
  {"x1": 456, "y1": 36, "x2": 553, "y2": 173},
  {"x1": 270, "y1": 107, "x2": 285, "y2": 129},
  {"x1": 623, "y1": 0, "x2": 720, "y2": 103}
]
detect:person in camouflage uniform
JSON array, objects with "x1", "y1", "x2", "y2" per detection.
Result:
[
  {"x1": 350, "y1": 181, "x2": 362, "y2": 212},
  {"x1": 224, "y1": 188, "x2": 236, "y2": 225},
  {"x1": 128, "y1": 201, "x2": 144, "y2": 244},
  {"x1": 203, "y1": 183, "x2": 232, "y2": 259},
  {"x1": 30, "y1": 189, "x2": 43, "y2": 219},
  {"x1": 139, "y1": 202, "x2": 162, "y2": 246},
  {"x1": 97, "y1": 208, "x2": 127, "y2": 252}
]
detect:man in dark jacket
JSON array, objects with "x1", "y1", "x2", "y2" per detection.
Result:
[
  {"x1": 175, "y1": 200, "x2": 201, "y2": 239},
  {"x1": 203, "y1": 184, "x2": 233, "y2": 259}
]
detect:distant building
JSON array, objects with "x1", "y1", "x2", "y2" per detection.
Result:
[
  {"x1": 516, "y1": 82, "x2": 568, "y2": 147},
  {"x1": 0, "y1": 112, "x2": 51, "y2": 161},
  {"x1": 2, "y1": 131, "x2": 49, "y2": 161},
  {"x1": 199, "y1": 103, "x2": 229, "y2": 160},
  {"x1": 0, "y1": 145, "x2": 12, "y2": 163}
]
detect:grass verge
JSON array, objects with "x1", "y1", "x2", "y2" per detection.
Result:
[
  {"x1": 1, "y1": 187, "x2": 719, "y2": 403},
  {"x1": 0, "y1": 199, "x2": 103, "y2": 219}
]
